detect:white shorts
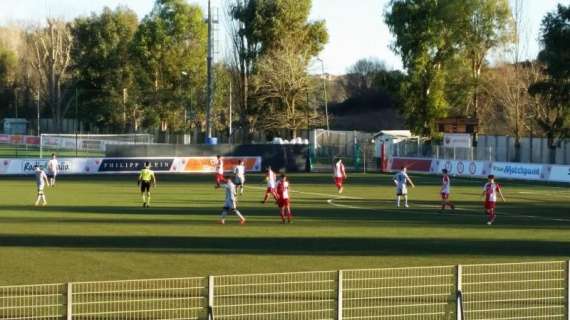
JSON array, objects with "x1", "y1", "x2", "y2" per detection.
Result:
[
  {"x1": 37, "y1": 185, "x2": 45, "y2": 193},
  {"x1": 397, "y1": 185, "x2": 407, "y2": 196}
]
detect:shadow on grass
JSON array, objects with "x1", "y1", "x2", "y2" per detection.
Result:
[
  {"x1": 0, "y1": 233, "x2": 567, "y2": 257},
  {"x1": 0, "y1": 199, "x2": 568, "y2": 228}
]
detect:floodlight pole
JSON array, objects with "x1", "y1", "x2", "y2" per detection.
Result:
[{"x1": 206, "y1": 0, "x2": 214, "y2": 141}]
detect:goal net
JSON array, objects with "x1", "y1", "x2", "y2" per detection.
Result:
[{"x1": 39, "y1": 134, "x2": 153, "y2": 157}]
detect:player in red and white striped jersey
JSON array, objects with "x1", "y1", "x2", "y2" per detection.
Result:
[
  {"x1": 333, "y1": 158, "x2": 347, "y2": 194},
  {"x1": 276, "y1": 174, "x2": 292, "y2": 224},
  {"x1": 440, "y1": 169, "x2": 455, "y2": 212},
  {"x1": 214, "y1": 155, "x2": 224, "y2": 188},
  {"x1": 481, "y1": 175, "x2": 506, "y2": 225}
]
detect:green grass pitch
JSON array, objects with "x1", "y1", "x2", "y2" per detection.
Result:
[{"x1": 0, "y1": 173, "x2": 568, "y2": 285}]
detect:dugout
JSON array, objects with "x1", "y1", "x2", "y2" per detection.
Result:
[{"x1": 105, "y1": 144, "x2": 310, "y2": 172}]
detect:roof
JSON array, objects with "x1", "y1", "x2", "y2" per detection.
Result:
[{"x1": 373, "y1": 130, "x2": 412, "y2": 138}]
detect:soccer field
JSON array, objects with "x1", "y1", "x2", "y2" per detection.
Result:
[{"x1": 0, "y1": 173, "x2": 568, "y2": 286}]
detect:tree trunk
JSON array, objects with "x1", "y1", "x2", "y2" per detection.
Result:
[{"x1": 547, "y1": 132, "x2": 556, "y2": 164}]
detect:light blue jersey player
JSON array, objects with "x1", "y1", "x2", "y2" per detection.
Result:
[{"x1": 393, "y1": 167, "x2": 415, "y2": 208}]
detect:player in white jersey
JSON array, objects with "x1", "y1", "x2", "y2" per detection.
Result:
[
  {"x1": 47, "y1": 153, "x2": 59, "y2": 186},
  {"x1": 440, "y1": 169, "x2": 455, "y2": 212},
  {"x1": 34, "y1": 166, "x2": 50, "y2": 206},
  {"x1": 233, "y1": 160, "x2": 246, "y2": 195},
  {"x1": 262, "y1": 166, "x2": 278, "y2": 203},
  {"x1": 393, "y1": 167, "x2": 415, "y2": 208},
  {"x1": 333, "y1": 158, "x2": 347, "y2": 194},
  {"x1": 219, "y1": 177, "x2": 246, "y2": 225},
  {"x1": 214, "y1": 155, "x2": 224, "y2": 188}
]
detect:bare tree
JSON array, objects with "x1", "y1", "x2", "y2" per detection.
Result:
[
  {"x1": 252, "y1": 42, "x2": 318, "y2": 138},
  {"x1": 226, "y1": 0, "x2": 259, "y2": 142},
  {"x1": 480, "y1": 0, "x2": 533, "y2": 159},
  {"x1": 343, "y1": 58, "x2": 387, "y2": 97},
  {"x1": 28, "y1": 19, "x2": 73, "y2": 132}
]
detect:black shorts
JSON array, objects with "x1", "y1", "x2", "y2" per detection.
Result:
[
  {"x1": 47, "y1": 173, "x2": 55, "y2": 179},
  {"x1": 140, "y1": 181, "x2": 151, "y2": 193}
]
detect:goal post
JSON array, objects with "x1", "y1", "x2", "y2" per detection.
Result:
[{"x1": 39, "y1": 133, "x2": 153, "y2": 158}]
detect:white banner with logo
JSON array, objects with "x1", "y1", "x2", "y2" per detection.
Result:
[
  {"x1": 490, "y1": 162, "x2": 546, "y2": 180},
  {"x1": 544, "y1": 165, "x2": 570, "y2": 183},
  {"x1": 0, "y1": 157, "x2": 263, "y2": 175},
  {"x1": 430, "y1": 159, "x2": 490, "y2": 177},
  {"x1": 443, "y1": 133, "x2": 472, "y2": 148},
  {"x1": 0, "y1": 158, "x2": 102, "y2": 175}
]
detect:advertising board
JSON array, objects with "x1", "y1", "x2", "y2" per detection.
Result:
[
  {"x1": 430, "y1": 159, "x2": 489, "y2": 177},
  {"x1": 0, "y1": 157, "x2": 263, "y2": 175},
  {"x1": 490, "y1": 162, "x2": 545, "y2": 180},
  {"x1": 545, "y1": 165, "x2": 570, "y2": 183}
]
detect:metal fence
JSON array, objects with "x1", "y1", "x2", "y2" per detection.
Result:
[
  {"x1": 311, "y1": 129, "x2": 377, "y2": 172},
  {"x1": 393, "y1": 136, "x2": 570, "y2": 165},
  {"x1": 1, "y1": 261, "x2": 568, "y2": 320}
]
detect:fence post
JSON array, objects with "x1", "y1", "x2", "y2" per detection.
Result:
[
  {"x1": 456, "y1": 265, "x2": 462, "y2": 320},
  {"x1": 337, "y1": 270, "x2": 343, "y2": 320},
  {"x1": 66, "y1": 282, "x2": 73, "y2": 320},
  {"x1": 566, "y1": 260, "x2": 569, "y2": 320},
  {"x1": 208, "y1": 276, "x2": 214, "y2": 320}
]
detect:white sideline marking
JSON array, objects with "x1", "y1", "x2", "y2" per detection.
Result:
[{"x1": 248, "y1": 186, "x2": 570, "y2": 223}]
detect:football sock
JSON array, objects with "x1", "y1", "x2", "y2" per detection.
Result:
[{"x1": 235, "y1": 210, "x2": 245, "y2": 221}]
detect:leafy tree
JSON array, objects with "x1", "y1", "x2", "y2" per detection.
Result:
[
  {"x1": 71, "y1": 6, "x2": 139, "y2": 131},
  {"x1": 131, "y1": 0, "x2": 207, "y2": 133},
  {"x1": 0, "y1": 46, "x2": 16, "y2": 87},
  {"x1": 385, "y1": 0, "x2": 466, "y2": 136},
  {"x1": 529, "y1": 4, "x2": 570, "y2": 153},
  {"x1": 462, "y1": 0, "x2": 514, "y2": 118},
  {"x1": 386, "y1": 0, "x2": 515, "y2": 136},
  {"x1": 228, "y1": 0, "x2": 327, "y2": 140},
  {"x1": 0, "y1": 46, "x2": 17, "y2": 118}
]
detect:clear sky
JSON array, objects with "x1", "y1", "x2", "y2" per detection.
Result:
[{"x1": 0, "y1": 0, "x2": 565, "y2": 75}]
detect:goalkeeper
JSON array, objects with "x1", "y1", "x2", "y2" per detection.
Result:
[{"x1": 138, "y1": 162, "x2": 156, "y2": 207}]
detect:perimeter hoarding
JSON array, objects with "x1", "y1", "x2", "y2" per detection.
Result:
[
  {"x1": 0, "y1": 158, "x2": 101, "y2": 175},
  {"x1": 430, "y1": 159, "x2": 490, "y2": 177},
  {"x1": 389, "y1": 156, "x2": 569, "y2": 183},
  {"x1": 490, "y1": 162, "x2": 546, "y2": 181},
  {"x1": 388, "y1": 157, "x2": 433, "y2": 173},
  {"x1": 544, "y1": 165, "x2": 570, "y2": 183},
  {"x1": 0, "y1": 157, "x2": 262, "y2": 175}
]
